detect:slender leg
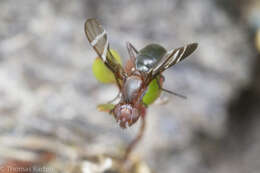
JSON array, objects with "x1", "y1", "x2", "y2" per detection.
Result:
[
  {"x1": 156, "y1": 77, "x2": 187, "y2": 99},
  {"x1": 107, "y1": 92, "x2": 121, "y2": 104},
  {"x1": 123, "y1": 116, "x2": 146, "y2": 162}
]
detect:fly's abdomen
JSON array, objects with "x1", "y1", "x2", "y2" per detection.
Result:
[{"x1": 135, "y1": 44, "x2": 167, "y2": 72}]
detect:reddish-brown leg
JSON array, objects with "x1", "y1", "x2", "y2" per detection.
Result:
[{"x1": 125, "y1": 59, "x2": 135, "y2": 76}]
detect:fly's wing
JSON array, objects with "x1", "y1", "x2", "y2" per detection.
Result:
[
  {"x1": 151, "y1": 43, "x2": 198, "y2": 76},
  {"x1": 85, "y1": 18, "x2": 125, "y2": 80},
  {"x1": 144, "y1": 43, "x2": 198, "y2": 84},
  {"x1": 126, "y1": 41, "x2": 138, "y2": 61}
]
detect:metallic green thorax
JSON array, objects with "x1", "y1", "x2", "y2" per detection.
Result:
[{"x1": 136, "y1": 44, "x2": 167, "y2": 72}]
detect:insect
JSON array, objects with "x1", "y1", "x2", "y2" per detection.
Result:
[
  {"x1": 85, "y1": 18, "x2": 198, "y2": 129},
  {"x1": 85, "y1": 18, "x2": 198, "y2": 161}
]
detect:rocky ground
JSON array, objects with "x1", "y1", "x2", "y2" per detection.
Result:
[{"x1": 0, "y1": 0, "x2": 260, "y2": 173}]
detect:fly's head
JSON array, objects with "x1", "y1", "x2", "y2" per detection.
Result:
[{"x1": 113, "y1": 104, "x2": 140, "y2": 129}]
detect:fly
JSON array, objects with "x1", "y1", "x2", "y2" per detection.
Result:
[
  {"x1": 84, "y1": 18, "x2": 198, "y2": 161},
  {"x1": 85, "y1": 18, "x2": 198, "y2": 129}
]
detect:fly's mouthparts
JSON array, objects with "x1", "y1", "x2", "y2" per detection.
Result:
[{"x1": 125, "y1": 122, "x2": 129, "y2": 128}]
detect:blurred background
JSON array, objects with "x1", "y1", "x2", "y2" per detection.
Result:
[{"x1": 0, "y1": 0, "x2": 260, "y2": 173}]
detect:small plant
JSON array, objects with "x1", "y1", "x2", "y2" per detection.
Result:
[{"x1": 84, "y1": 18, "x2": 198, "y2": 162}]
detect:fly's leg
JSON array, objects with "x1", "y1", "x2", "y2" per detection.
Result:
[
  {"x1": 156, "y1": 76, "x2": 187, "y2": 99},
  {"x1": 154, "y1": 95, "x2": 170, "y2": 105},
  {"x1": 97, "y1": 92, "x2": 120, "y2": 113},
  {"x1": 107, "y1": 73, "x2": 123, "y2": 104},
  {"x1": 107, "y1": 91, "x2": 121, "y2": 104}
]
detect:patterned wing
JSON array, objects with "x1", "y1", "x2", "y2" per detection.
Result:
[
  {"x1": 84, "y1": 18, "x2": 124, "y2": 79},
  {"x1": 126, "y1": 41, "x2": 138, "y2": 61},
  {"x1": 151, "y1": 43, "x2": 198, "y2": 76}
]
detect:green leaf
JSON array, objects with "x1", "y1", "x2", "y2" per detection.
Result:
[
  {"x1": 92, "y1": 49, "x2": 122, "y2": 83},
  {"x1": 97, "y1": 103, "x2": 115, "y2": 112},
  {"x1": 142, "y1": 78, "x2": 161, "y2": 105}
]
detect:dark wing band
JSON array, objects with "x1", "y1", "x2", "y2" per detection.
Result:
[
  {"x1": 152, "y1": 43, "x2": 198, "y2": 76},
  {"x1": 84, "y1": 18, "x2": 125, "y2": 80}
]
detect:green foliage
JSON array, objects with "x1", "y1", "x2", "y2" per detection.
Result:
[
  {"x1": 97, "y1": 103, "x2": 115, "y2": 112},
  {"x1": 92, "y1": 49, "x2": 122, "y2": 83},
  {"x1": 142, "y1": 78, "x2": 161, "y2": 105}
]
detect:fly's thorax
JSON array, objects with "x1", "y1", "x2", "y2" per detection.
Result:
[
  {"x1": 135, "y1": 44, "x2": 167, "y2": 72},
  {"x1": 123, "y1": 76, "x2": 143, "y2": 103}
]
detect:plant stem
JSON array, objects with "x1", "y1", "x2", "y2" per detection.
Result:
[{"x1": 123, "y1": 117, "x2": 146, "y2": 162}]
